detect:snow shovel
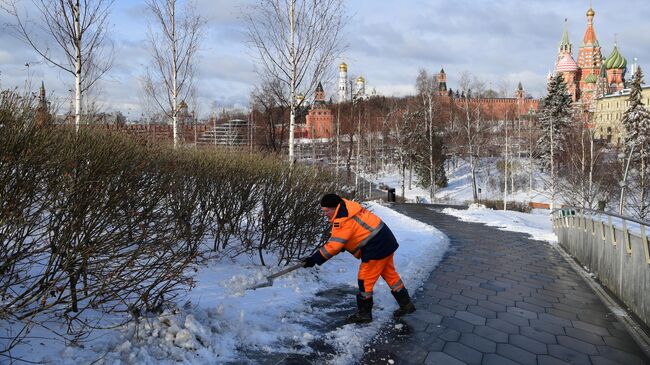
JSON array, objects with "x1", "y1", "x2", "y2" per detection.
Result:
[{"x1": 248, "y1": 262, "x2": 305, "y2": 290}]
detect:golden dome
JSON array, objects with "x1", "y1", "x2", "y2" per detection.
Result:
[
  {"x1": 356, "y1": 76, "x2": 365, "y2": 83},
  {"x1": 339, "y1": 62, "x2": 348, "y2": 72},
  {"x1": 586, "y1": 7, "x2": 595, "y2": 16}
]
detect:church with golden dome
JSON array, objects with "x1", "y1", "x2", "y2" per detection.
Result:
[{"x1": 553, "y1": 6, "x2": 631, "y2": 110}]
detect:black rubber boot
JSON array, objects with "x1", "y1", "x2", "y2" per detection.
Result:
[
  {"x1": 345, "y1": 294, "x2": 373, "y2": 324},
  {"x1": 391, "y1": 288, "x2": 416, "y2": 318}
]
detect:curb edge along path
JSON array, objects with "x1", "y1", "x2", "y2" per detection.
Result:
[{"x1": 358, "y1": 204, "x2": 649, "y2": 365}]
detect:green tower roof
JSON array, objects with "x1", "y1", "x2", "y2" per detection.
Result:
[
  {"x1": 604, "y1": 45, "x2": 627, "y2": 70},
  {"x1": 585, "y1": 73, "x2": 598, "y2": 83}
]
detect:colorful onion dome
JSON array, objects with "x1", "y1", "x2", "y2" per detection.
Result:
[
  {"x1": 586, "y1": 8, "x2": 595, "y2": 17},
  {"x1": 604, "y1": 45, "x2": 627, "y2": 69},
  {"x1": 356, "y1": 76, "x2": 365, "y2": 83},
  {"x1": 339, "y1": 62, "x2": 348, "y2": 72},
  {"x1": 556, "y1": 54, "x2": 578, "y2": 72},
  {"x1": 585, "y1": 73, "x2": 598, "y2": 83}
]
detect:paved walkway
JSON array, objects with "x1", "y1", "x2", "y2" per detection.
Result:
[{"x1": 359, "y1": 204, "x2": 649, "y2": 365}]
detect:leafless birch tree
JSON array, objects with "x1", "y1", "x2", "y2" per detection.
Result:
[
  {"x1": 245, "y1": 0, "x2": 347, "y2": 162},
  {"x1": 142, "y1": 0, "x2": 205, "y2": 148},
  {"x1": 3, "y1": 0, "x2": 114, "y2": 131}
]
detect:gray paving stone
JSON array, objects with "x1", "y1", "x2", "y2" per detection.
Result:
[
  {"x1": 487, "y1": 295, "x2": 516, "y2": 307},
  {"x1": 459, "y1": 333, "x2": 496, "y2": 353},
  {"x1": 479, "y1": 282, "x2": 504, "y2": 293},
  {"x1": 467, "y1": 305, "x2": 496, "y2": 319},
  {"x1": 496, "y1": 343, "x2": 537, "y2": 364},
  {"x1": 473, "y1": 325, "x2": 509, "y2": 343},
  {"x1": 401, "y1": 315, "x2": 430, "y2": 332},
  {"x1": 515, "y1": 300, "x2": 545, "y2": 313},
  {"x1": 410, "y1": 335, "x2": 446, "y2": 352},
  {"x1": 452, "y1": 294, "x2": 478, "y2": 306},
  {"x1": 589, "y1": 356, "x2": 623, "y2": 365},
  {"x1": 439, "y1": 298, "x2": 468, "y2": 311},
  {"x1": 556, "y1": 336, "x2": 598, "y2": 355},
  {"x1": 442, "y1": 317, "x2": 474, "y2": 333},
  {"x1": 548, "y1": 344, "x2": 592, "y2": 365},
  {"x1": 565, "y1": 327, "x2": 605, "y2": 346},
  {"x1": 393, "y1": 343, "x2": 428, "y2": 364},
  {"x1": 461, "y1": 289, "x2": 488, "y2": 301},
  {"x1": 427, "y1": 325, "x2": 461, "y2": 341},
  {"x1": 424, "y1": 351, "x2": 467, "y2": 365},
  {"x1": 520, "y1": 326, "x2": 558, "y2": 344},
  {"x1": 510, "y1": 334, "x2": 548, "y2": 354},
  {"x1": 546, "y1": 307, "x2": 579, "y2": 321},
  {"x1": 426, "y1": 303, "x2": 456, "y2": 317},
  {"x1": 408, "y1": 309, "x2": 444, "y2": 325},
  {"x1": 444, "y1": 342, "x2": 483, "y2": 365},
  {"x1": 537, "y1": 355, "x2": 572, "y2": 365},
  {"x1": 571, "y1": 320, "x2": 610, "y2": 337},
  {"x1": 602, "y1": 335, "x2": 641, "y2": 352},
  {"x1": 477, "y1": 300, "x2": 506, "y2": 313},
  {"x1": 596, "y1": 345, "x2": 647, "y2": 365},
  {"x1": 537, "y1": 313, "x2": 574, "y2": 327},
  {"x1": 529, "y1": 319, "x2": 566, "y2": 336},
  {"x1": 455, "y1": 311, "x2": 486, "y2": 326},
  {"x1": 481, "y1": 353, "x2": 519, "y2": 365},
  {"x1": 486, "y1": 318, "x2": 519, "y2": 334},
  {"x1": 497, "y1": 311, "x2": 530, "y2": 327},
  {"x1": 523, "y1": 296, "x2": 555, "y2": 308},
  {"x1": 507, "y1": 306, "x2": 538, "y2": 320}
]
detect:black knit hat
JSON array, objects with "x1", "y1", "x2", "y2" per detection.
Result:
[{"x1": 320, "y1": 193, "x2": 342, "y2": 208}]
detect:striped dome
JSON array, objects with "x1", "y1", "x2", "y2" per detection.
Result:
[
  {"x1": 556, "y1": 54, "x2": 578, "y2": 72},
  {"x1": 605, "y1": 45, "x2": 627, "y2": 70},
  {"x1": 585, "y1": 73, "x2": 598, "y2": 83}
]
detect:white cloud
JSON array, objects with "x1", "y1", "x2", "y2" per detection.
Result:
[{"x1": 1, "y1": 0, "x2": 648, "y2": 117}]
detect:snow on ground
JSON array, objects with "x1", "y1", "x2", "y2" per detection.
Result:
[
  {"x1": 12, "y1": 202, "x2": 449, "y2": 365},
  {"x1": 443, "y1": 204, "x2": 557, "y2": 244}
]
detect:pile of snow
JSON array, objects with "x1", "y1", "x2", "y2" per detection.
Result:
[
  {"x1": 11, "y1": 202, "x2": 449, "y2": 364},
  {"x1": 443, "y1": 204, "x2": 557, "y2": 243}
]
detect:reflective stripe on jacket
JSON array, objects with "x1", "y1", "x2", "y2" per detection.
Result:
[{"x1": 311, "y1": 199, "x2": 398, "y2": 264}]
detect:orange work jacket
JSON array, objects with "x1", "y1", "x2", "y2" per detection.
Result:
[{"x1": 313, "y1": 199, "x2": 398, "y2": 264}]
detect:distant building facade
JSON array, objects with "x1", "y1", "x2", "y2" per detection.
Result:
[{"x1": 592, "y1": 86, "x2": 650, "y2": 145}]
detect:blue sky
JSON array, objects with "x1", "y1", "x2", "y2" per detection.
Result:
[{"x1": 1, "y1": 0, "x2": 649, "y2": 119}]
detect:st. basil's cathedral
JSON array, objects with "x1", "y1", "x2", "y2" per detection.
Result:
[{"x1": 554, "y1": 6, "x2": 632, "y2": 111}]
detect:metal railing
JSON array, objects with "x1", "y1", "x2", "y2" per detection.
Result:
[{"x1": 551, "y1": 207, "x2": 650, "y2": 327}]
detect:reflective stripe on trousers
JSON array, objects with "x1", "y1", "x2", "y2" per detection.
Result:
[{"x1": 357, "y1": 253, "x2": 404, "y2": 297}]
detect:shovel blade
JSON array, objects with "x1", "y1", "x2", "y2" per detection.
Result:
[{"x1": 248, "y1": 279, "x2": 273, "y2": 290}]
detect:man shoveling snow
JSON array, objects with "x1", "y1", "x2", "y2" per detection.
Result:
[{"x1": 302, "y1": 194, "x2": 416, "y2": 324}]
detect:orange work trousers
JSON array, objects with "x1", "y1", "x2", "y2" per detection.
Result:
[{"x1": 357, "y1": 253, "x2": 404, "y2": 298}]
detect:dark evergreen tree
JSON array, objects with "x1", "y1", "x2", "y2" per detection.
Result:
[
  {"x1": 621, "y1": 66, "x2": 650, "y2": 156},
  {"x1": 620, "y1": 66, "x2": 650, "y2": 218},
  {"x1": 412, "y1": 131, "x2": 447, "y2": 189},
  {"x1": 536, "y1": 72, "x2": 573, "y2": 209},
  {"x1": 537, "y1": 73, "x2": 573, "y2": 168}
]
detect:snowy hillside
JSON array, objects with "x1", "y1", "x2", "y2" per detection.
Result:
[{"x1": 371, "y1": 158, "x2": 552, "y2": 206}]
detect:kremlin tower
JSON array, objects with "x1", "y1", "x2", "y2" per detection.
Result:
[{"x1": 305, "y1": 82, "x2": 334, "y2": 139}]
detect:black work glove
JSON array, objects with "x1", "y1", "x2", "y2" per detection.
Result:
[{"x1": 301, "y1": 256, "x2": 316, "y2": 268}]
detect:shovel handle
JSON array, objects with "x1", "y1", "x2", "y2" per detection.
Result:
[{"x1": 268, "y1": 262, "x2": 304, "y2": 279}]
